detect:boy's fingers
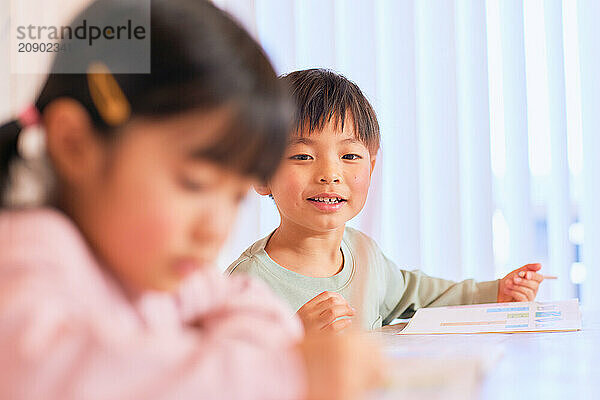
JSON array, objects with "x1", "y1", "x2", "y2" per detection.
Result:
[
  {"x1": 516, "y1": 263, "x2": 542, "y2": 274},
  {"x1": 319, "y1": 304, "x2": 355, "y2": 325},
  {"x1": 517, "y1": 271, "x2": 545, "y2": 282},
  {"x1": 506, "y1": 288, "x2": 529, "y2": 302},
  {"x1": 324, "y1": 318, "x2": 352, "y2": 333},
  {"x1": 314, "y1": 291, "x2": 347, "y2": 308},
  {"x1": 307, "y1": 291, "x2": 340, "y2": 306},
  {"x1": 298, "y1": 294, "x2": 329, "y2": 316},
  {"x1": 530, "y1": 272, "x2": 545, "y2": 282},
  {"x1": 298, "y1": 292, "x2": 345, "y2": 321},
  {"x1": 506, "y1": 281, "x2": 535, "y2": 300},
  {"x1": 513, "y1": 277, "x2": 540, "y2": 291},
  {"x1": 516, "y1": 284, "x2": 536, "y2": 299},
  {"x1": 304, "y1": 292, "x2": 348, "y2": 316}
]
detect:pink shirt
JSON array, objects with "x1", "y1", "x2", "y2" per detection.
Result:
[{"x1": 0, "y1": 208, "x2": 305, "y2": 400}]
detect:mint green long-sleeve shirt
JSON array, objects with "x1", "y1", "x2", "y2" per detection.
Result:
[{"x1": 226, "y1": 227, "x2": 499, "y2": 330}]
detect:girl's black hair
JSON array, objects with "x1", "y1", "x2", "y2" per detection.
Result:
[{"x1": 0, "y1": 0, "x2": 291, "y2": 205}]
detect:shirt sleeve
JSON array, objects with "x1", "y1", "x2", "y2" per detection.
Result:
[
  {"x1": 0, "y1": 265, "x2": 306, "y2": 400},
  {"x1": 378, "y1": 253, "x2": 499, "y2": 325}
]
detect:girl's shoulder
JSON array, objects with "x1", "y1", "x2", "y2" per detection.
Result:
[
  {"x1": 0, "y1": 207, "x2": 95, "y2": 273},
  {"x1": 1, "y1": 205, "x2": 76, "y2": 228},
  {"x1": 0, "y1": 206, "x2": 81, "y2": 246},
  {"x1": 0, "y1": 207, "x2": 138, "y2": 325}
]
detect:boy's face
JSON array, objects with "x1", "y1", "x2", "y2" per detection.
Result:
[{"x1": 259, "y1": 118, "x2": 376, "y2": 233}]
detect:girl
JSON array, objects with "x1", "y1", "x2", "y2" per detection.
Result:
[{"x1": 0, "y1": 1, "x2": 381, "y2": 399}]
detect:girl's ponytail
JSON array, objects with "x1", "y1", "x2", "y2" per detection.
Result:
[
  {"x1": 0, "y1": 121, "x2": 23, "y2": 200},
  {"x1": 0, "y1": 105, "x2": 43, "y2": 207}
]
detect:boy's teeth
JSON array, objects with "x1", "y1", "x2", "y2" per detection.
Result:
[{"x1": 313, "y1": 197, "x2": 341, "y2": 203}]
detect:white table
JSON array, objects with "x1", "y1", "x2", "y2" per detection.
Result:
[{"x1": 377, "y1": 308, "x2": 599, "y2": 399}]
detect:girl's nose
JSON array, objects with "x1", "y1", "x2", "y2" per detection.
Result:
[{"x1": 191, "y1": 200, "x2": 236, "y2": 252}]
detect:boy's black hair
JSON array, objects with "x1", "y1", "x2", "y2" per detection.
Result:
[
  {"x1": 0, "y1": 0, "x2": 291, "y2": 204},
  {"x1": 280, "y1": 69, "x2": 380, "y2": 154}
]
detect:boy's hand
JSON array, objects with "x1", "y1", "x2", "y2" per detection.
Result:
[
  {"x1": 497, "y1": 263, "x2": 545, "y2": 302},
  {"x1": 297, "y1": 291, "x2": 355, "y2": 333},
  {"x1": 299, "y1": 330, "x2": 384, "y2": 400}
]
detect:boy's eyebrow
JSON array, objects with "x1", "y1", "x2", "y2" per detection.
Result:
[
  {"x1": 288, "y1": 137, "x2": 314, "y2": 145},
  {"x1": 288, "y1": 137, "x2": 361, "y2": 145},
  {"x1": 340, "y1": 138, "x2": 360, "y2": 144}
]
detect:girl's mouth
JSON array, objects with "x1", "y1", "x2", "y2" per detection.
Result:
[{"x1": 172, "y1": 259, "x2": 206, "y2": 277}]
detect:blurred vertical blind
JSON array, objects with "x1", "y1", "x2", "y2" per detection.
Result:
[{"x1": 214, "y1": 0, "x2": 600, "y2": 307}]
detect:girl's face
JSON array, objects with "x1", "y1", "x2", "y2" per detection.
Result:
[{"x1": 68, "y1": 108, "x2": 253, "y2": 292}]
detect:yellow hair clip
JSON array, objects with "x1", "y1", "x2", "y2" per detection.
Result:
[{"x1": 87, "y1": 62, "x2": 131, "y2": 127}]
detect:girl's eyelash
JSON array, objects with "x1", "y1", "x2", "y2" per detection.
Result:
[
  {"x1": 235, "y1": 191, "x2": 247, "y2": 204},
  {"x1": 290, "y1": 154, "x2": 313, "y2": 161},
  {"x1": 179, "y1": 176, "x2": 208, "y2": 191}
]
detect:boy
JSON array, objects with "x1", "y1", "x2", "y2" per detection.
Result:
[{"x1": 227, "y1": 69, "x2": 545, "y2": 331}]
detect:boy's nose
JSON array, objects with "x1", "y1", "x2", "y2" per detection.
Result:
[
  {"x1": 319, "y1": 172, "x2": 341, "y2": 184},
  {"x1": 317, "y1": 157, "x2": 343, "y2": 183},
  {"x1": 320, "y1": 176, "x2": 340, "y2": 183}
]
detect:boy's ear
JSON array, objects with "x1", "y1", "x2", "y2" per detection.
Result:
[
  {"x1": 44, "y1": 98, "x2": 106, "y2": 186},
  {"x1": 253, "y1": 182, "x2": 272, "y2": 196},
  {"x1": 369, "y1": 154, "x2": 377, "y2": 177}
]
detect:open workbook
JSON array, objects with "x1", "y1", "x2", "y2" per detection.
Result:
[{"x1": 398, "y1": 299, "x2": 582, "y2": 335}]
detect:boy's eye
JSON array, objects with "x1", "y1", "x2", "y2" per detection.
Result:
[
  {"x1": 342, "y1": 154, "x2": 362, "y2": 160},
  {"x1": 290, "y1": 154, "x2": 313, "y2": 161}
]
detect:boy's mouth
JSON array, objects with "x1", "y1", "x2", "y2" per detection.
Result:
[
  {"x1": 306, "y1": 194, "x2": 347, "y2": 212},
  {"x1": 307, "y1": 196, "x2": 347, "y2": 204}
]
